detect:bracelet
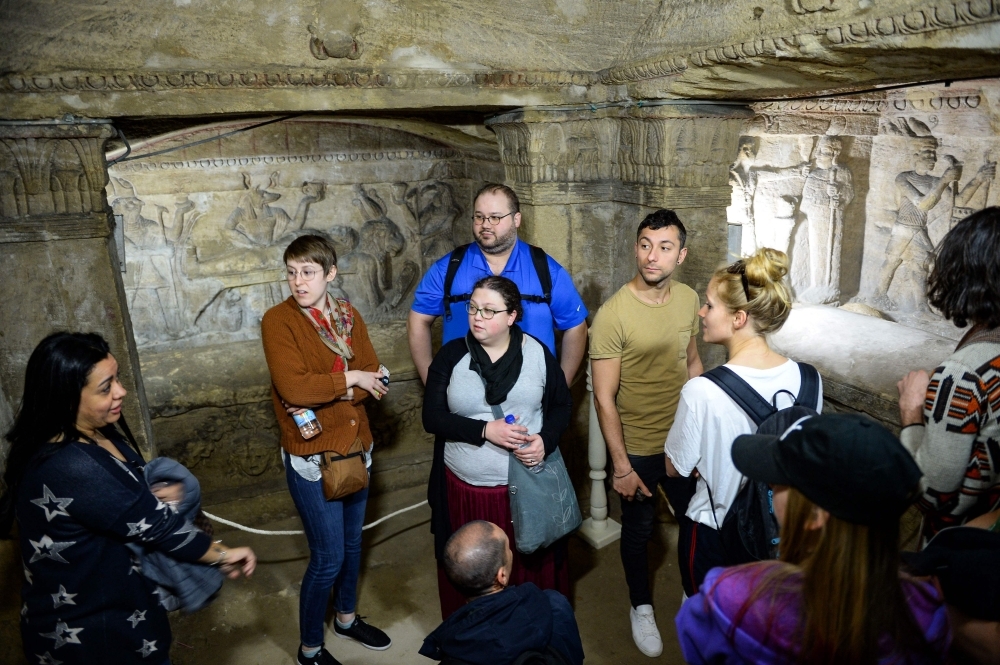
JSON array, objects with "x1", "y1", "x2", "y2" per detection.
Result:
[
  {"x1": 613, "y1": 468, "x2": 635, "y2": 479},
  {"x1": 211, "y1": 549, "x2": 228, "y2": 566}
]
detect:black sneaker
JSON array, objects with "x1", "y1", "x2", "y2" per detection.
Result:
[
  {"x1": 333, "y1": 616, "x2": 392, "y2": 651},
  {"x1": 297, "y1": 645, "x2": 342, "y2": 665}
]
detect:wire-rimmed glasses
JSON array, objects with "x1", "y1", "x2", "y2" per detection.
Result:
[{"x1": 473, "y1": 212, "x2": 514, "y2": 226}]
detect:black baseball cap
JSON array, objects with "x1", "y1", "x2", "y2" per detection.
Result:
[
  {"x1": 902, "y1": 526, "x2": 1000, "y2": 621},
  {"x1": 731, "y1": 413, "x2": 923, "y2": 525}
]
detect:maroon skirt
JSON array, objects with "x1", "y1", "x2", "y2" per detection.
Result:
[{"x1": 438, "y1": 466, "x2": 570, "y2": 619}]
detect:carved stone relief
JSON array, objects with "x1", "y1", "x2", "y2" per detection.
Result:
[
  {"x1": 858, "y1": 111, "x2": 997, "y2": 331},
  {"x1": 731, "y1": 82, "x2": 999, "y2": 339},
  {"x1": 107, "y1": 118, "x2": 502, "y2": 352},
  {"x1": 726, "y1": 132, "x2": 864, "y2": 305}
]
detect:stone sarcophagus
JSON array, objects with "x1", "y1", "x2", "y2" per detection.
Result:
[{"x1": 107, "y1": 117, "x2": 503, "y2": 500}]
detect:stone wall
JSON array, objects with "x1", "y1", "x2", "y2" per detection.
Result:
[{"x1": 105, "y1": 117, "x2": 504, "y2": 500}]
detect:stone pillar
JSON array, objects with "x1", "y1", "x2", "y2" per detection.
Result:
[
  {"x1": 489, "y1": 101, "x2": 752, "y2": 547},
  {"x1": 0, "y1": 118, "x2": 154, "y2": 456}
]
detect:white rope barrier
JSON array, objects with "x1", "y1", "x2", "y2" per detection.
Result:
[{"x1": 202, "y1": 500, "x2": 429, "y2": 536}]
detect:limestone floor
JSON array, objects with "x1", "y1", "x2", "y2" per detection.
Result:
[{"x1": 170, "y1": 484, "x2": 686, "y2": 665}]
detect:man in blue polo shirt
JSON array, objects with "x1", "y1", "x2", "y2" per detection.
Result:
[{"x1": 408, "y1": 183, "x2": 588, "y2": 386}]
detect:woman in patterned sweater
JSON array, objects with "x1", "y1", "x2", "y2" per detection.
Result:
[
  {"x1": 0, "y1": 332, "x2": 256, "y2": 665},
  {"x1": 897, "y1": 206, "x2": 1000, "y2": 543}
]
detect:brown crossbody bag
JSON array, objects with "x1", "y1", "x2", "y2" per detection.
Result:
[{"x1": 319, "y1": 436, "x2": 370, "y2": 501}]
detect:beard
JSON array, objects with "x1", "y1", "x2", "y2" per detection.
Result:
[
  {"x1": 477, "y1": 224, "x2": 518, "y2": 255},
  {"x1": 637, "y1": 263, "x2": 673, "y2": 287}
]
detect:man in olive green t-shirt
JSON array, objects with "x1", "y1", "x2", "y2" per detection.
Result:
[{"x1": 591, "y1": 209, "x2": 702, "y2": 658}]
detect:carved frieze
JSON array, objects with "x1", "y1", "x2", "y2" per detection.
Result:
[
  {"x1": 602, "y1": 0, "x2": 1000, "y2": 84},
  {"x1": 489, "y1": 104, "x2": 749, "y2": 195},
  {"x1": 1, "y1": 69, "x2": 598, "y2": 95},
  {"x1": 108, "y1": 118, "x2": 500, "y2": 352}
]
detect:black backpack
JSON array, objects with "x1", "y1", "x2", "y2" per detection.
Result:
[
  {"x1": 442, "y1": 243, "x2": 553, "y2": 321},
  {"x1": 701, "y1": 362, "x2": 820, "y2": 564}
]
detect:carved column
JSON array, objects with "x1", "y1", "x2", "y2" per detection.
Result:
[
  {"x1": 0, "y1": 118, "x2": 154, "y2": 457},
  {"x1": 489, "y1": 102, "x2": 752, "y2": 548}
]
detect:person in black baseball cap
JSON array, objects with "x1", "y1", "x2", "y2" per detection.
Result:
[{"x1": 676, "y1": 413, "x2": 950, "y2": 665}]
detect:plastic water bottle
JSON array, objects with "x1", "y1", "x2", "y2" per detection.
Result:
[
  {"x1": 293, "y1": 409, "x2": 322, "y2": 440},
  {"x1": 507, "y1": 414, "x2": 544, "y2": 474}
]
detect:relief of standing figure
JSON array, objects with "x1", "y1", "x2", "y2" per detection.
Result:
[
  {"x1": 798, "y1": 136, "x2": 854, "y2": 305},
  {"x1": 871, "y1": 125, "x2": 995, "y2": 312}
]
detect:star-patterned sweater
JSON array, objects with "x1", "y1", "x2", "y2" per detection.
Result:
[{"x1": 16, "y1": 431, "x2": 212, "y2": 664}]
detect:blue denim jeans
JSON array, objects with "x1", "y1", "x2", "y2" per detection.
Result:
[{"x1": 285, "y1": 459, "x2": 368, "y2": 647}]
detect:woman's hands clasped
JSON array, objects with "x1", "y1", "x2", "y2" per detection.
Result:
[{"x1": 484, "y1": 417, "x2": 545, "y2": 468}]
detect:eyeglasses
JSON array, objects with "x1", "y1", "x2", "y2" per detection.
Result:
[
  {"x1": 466, "y1": 303, "x2": 508, "y2": 319},
  {"x1": 286, "y1": 267, "x2": 323, "y2": 281},
  {"x1": 473, "y1": 212, "x2": 514, "y2": 226},
  {"x1": 726, "y1": 261, "x2": 751, "y2": 301}
]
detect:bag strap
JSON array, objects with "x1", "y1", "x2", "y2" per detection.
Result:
[
  {"x1": 794, "y1": 362, "x2": 820, "y2": 409},
  {"x1": 701, "y1": 366, "x2": 775, "y2": 427},
  {"x1": 115, "y1": 415, "x2": 146, "y2": 462},
  {"x1": 443, "y1": 243, "x2": 472, "y2": 321},
  {"x1": 522, "y1": 244, "x2": 553, "y2": 305},
  {"x1": 443, "y1": 243, "x2": 554, "y2": 319}
]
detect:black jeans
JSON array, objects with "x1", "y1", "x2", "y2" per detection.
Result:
[
  {"x1": 676, "y1": 519, "x2": 725, "y2": 597},
  {"x1": 619, "y1": 453, "x2": 697, "y2": 608}
]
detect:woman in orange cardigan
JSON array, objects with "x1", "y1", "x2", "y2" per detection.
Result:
[{"x1": 261, "y1": 235, "x2": 391, "y2": 665}]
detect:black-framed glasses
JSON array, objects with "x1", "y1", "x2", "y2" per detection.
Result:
[
  {"x1": 473, "y1": 212, "x2": 514, "y2": 226},
  {"x1": 726, "y1": 260, "x2": 751, "y2": 301},
  {"x1": 466, "y1": 303, "x2": 508, "y2": 319}
]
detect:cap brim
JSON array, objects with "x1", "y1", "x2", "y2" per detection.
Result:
[{"x1": 731, "y1": 433, "x2": 793, "y2": 485}]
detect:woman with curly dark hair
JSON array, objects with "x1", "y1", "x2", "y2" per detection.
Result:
[{"x1": 897, "y1": 206, "x2": 1000, "y2": 544}]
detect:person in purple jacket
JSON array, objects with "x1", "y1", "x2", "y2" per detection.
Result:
[{"x1": 676, "y1": 414, "x2": 950, "y2": 665}]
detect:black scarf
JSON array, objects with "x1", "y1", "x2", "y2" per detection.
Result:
[{"x1": 465, "y1": 324, "x2": 524, "y2": 406}]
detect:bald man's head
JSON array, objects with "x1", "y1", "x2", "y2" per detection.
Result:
[{"x1": 443, "y1": 521, "x2": 511, "y2": 598}]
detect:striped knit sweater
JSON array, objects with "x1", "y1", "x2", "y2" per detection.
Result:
[{"x1": 901, "y1": 327, "x2": 1000, "y2": 541}]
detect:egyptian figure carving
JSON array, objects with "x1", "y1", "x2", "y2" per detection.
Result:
[
  {"x1": 728, "y1": 137, "x2": 759, "y2": 257},
  {"x1": 110, "y1": 177, "x2": 201, "y2": 342},
  {"x1": 744, "y1": 152, "x2": 809, "y2": 258},
  {"x1": 391, "y1": 180, "x2": 463, "y2": 262},
  {"x1": 870, "y1": 119, "x2": 996, "y2": 312},
  {"x1": 344, "y1": 185, "x2": 419, "y2": 320},
  {"x1": 225, "y1": 172, "x2": 325, "y2": 248},
  {"x1": 798, "y1": 136, "x2": 854, "y2": 304}
]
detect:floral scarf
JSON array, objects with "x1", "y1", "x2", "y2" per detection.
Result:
[{"x1": 299, "y1": 295, "x2": 354, "y2": 373}]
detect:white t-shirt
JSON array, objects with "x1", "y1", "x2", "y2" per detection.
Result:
[{"x1": 664, "y1": 360, "x2": 823, "y2": 529}]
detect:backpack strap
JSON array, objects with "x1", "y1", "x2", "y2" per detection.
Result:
[
  {"x1": 794, "y1": 362, "x2": 820, "y2": 409},
  {"x1": 521, "y1": 244, "x2": 553, "y2": 305},
  {"x1": 442, "y1": 243, "x2": 554, "y2": 318},
  {"x1": 443, "y1": 243, "x2": 472, "y2": 321},
  {"x1": 701, "y1": 366, "x2": 776, "y2": 427}
]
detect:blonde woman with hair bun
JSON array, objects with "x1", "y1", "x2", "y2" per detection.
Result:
[{"x1": 664, "y1": 247, "x2": 823, "y2": 597}]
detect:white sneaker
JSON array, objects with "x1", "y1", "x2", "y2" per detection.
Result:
[{"x1": 629, "y1": 604, "x2": 663, "y2": 657}]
